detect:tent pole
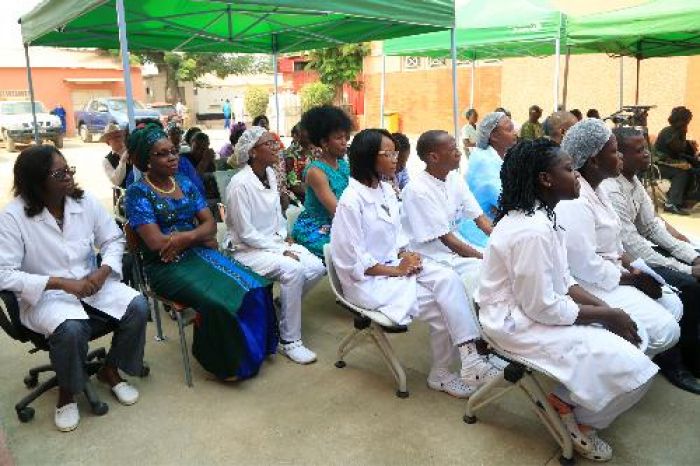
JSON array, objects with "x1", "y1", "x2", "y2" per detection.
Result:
[
  {"x1": 116, "y1": 0, "x2": 136, "y2": 131},
  {"x1": 23, "y1": 44, "x2": 40, "y2": 144},
  {"x1": 562, "y1": 46, "x2": 571, "y2": 110},
  {"x1": 635, "y1": 57, "x2": 640, "y2": 105},
  {"x1": 380, "y1": 52, "x2": 386, "y2": 128},
  {"x1": 272, "y1": 34, "x2": 280, "y2": 134},
  {"x1": 619, "y1": 56, "x2": 624, "y2": 109},
  {"x1": 450, "y1": 27, "x2": 459, "y2": 138},
  {"x1": 553, "y1": 37, "x2": 561, "y2": 112},
  {"x1": 469, "y1": 51, "x2": 476, "y2": 109}
]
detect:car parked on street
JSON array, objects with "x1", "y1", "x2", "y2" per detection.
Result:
[
  {"x1": 74, "y1": 97, "x2": 161, "y2": 142},
  {"x1": 0, "y1": 101, "x2": 63, "y2": 151}
]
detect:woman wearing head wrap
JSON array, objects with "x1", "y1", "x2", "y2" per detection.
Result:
[
  {"x1": 457, "y1": 111, "x2": 517, "y2": 249},
  {"x1": 224, "y1": 127, "x2": 326, "y2": 364},
  {"x1": 124, "y1": 124, "x2": 278, "y2": 381},
  {"x1": 555, "y1": 119, "x2": 690, "y2": 391}
]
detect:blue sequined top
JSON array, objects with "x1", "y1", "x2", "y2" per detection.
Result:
[
  {"x1": 301, "y1": 158, "x2": 350, "y2": 223},
  {"x1": 125, "y1": 174, "x2": 207, "y2": 236}
]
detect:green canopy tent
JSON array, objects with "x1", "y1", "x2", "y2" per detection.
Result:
[
  {"x1": 19, "y1": 0, "x2": 455, "y2": 140},
  {"x1": 383, "y1": 0, "x2": 565, "y2": 115},
  {"x1": 567, "y1": 0, "x2": 700, "y2": 105}
]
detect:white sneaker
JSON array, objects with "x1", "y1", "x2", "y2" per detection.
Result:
[
  {"x1": 427, "y1": 370, "x2": 476, "y2": 398},
  {"x1": 578, "y1": 431, "x2": 613, "y2": 462},
  {"x1": 460, "y1": 355, "x2": 503, "y2": 387},
  {"x1": 279, "y1": 340, "x2": 317, "y2": 364},
  {"x1": 111, "y1": 381, "x2": 139, "y2": 406},
  {"x1": 55, "y1": 402, "x2": 80, "y2": 432}
]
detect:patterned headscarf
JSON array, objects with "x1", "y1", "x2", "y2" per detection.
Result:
[
  {"x1": 476, "y1": 112, "x2": 507, "y2": 149},
  {"x1": 127, "y1": 123, "x2": 168, "y2": 170},
  {"x1": 560, "y1": 118, "x2": 612, "y2": 170},
  {"x1": 229, "y1": 126, "x2": 267, "y2": 167}
]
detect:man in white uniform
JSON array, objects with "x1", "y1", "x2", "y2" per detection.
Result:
[
  {"x1": 402, "y1": 130, "x2": 492, "y2": 293},
  {"x1": 225, "y1": 127, "x2": 325, "y2": 364}
]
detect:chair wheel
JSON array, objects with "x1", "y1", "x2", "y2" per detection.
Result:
[
  {"x1": 396, "y1": 390, "x2": 409, "y2": 398},
  {"x1": 24, "y1": 375, "x2": 39, "y2": 388},
  {"x1": 140, "y1": 364, "x2": 150, "y2": 377},
  {"x1": 558, "y1": 455, "x2": 575, "y2": 466},
  {"x1": 463, "y1": 415, "x2": 477, "y2": 424},
  {"x1": 17, "y1": 407, "x2": 35, "y2": 423},
  {"x1": 335, "y1": 360, "x2": 346, "y2": 368},
  {"x1": 91, "y1": 401, "x2": 109, "y2": 416}
]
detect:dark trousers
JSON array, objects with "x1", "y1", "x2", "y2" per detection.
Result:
[
  {"x1": 652, "y1": 265, "x2": 700, "y2": 372},
  {"x1": 47, "y1": 296, "x2": 148, "y2": 395},
  {"x1": 659, "y1": 164, "x2": 691, "y2": 207}
]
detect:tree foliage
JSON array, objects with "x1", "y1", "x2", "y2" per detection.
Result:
[
  {"x1": 306, "y1": 44, "x2": 370, "y2": 92},
  {"x1": 300, "y1": 82, "x2": 334, "y2": 112},
  {"x1": 244, "y1": 87, "x2": 270, "y2": 119}
]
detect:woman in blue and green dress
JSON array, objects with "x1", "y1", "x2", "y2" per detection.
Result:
[
  {"x1": 291, "y1": 105, "x2": 353, "y2": 258},
  {"x1": 124, "y1": 124, "x2": 277, "y2": 381}
]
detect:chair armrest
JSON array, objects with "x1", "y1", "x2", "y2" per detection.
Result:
[{"x1": 0, "y1": 290, "x2": 29, "y2": 342}]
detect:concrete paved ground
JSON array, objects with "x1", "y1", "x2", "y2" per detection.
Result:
[{"x1": 1, "y1": 134, "x2": 699, "y2": 465}]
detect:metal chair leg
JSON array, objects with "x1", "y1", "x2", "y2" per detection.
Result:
[
  {"x1": 369, "y1": 326, "x2": 408, "y2": 398},
  {"x1": 336, "y1": 327, "x2": 363, "y2": 364},
  {"x1": 151, "y1": 297, "x2": 165, "y2": 341},
  {"x1": 174, "y1": 310, "x2": 193, "y2": 387},
  {"x1": 464, "y1": 372, "x2": 514, "y2": 423}
]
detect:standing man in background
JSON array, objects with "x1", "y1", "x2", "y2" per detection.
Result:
[{"x1": 223, "y1": 98, "x2": 232, "y2": 130}]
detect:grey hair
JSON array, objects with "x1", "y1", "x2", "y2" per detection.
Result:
[
  {"x1": 543, "y1": 111, "x2": 576, "y2": 138},
  {"x1": 476, "y1": 111, "x2": 507, "y2": 149},
  {"x1": 560, "y1": 118, "x2": 612, "y2": 170}
]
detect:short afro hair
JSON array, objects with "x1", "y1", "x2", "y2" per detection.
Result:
[
  {"x1": 416, "y1": 130, "x2": 449, "y2": 161},
  {"x1": 668, "y1": 106, "x2": 692, "y2": 127},
  {"x1": 392, "y1": 132, "x2": 410, "y2": 154},
  {"x1": 300, "y1": 105, "x2": 353, "y2": 147}
]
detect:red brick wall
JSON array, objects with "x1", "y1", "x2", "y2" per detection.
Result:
[{"x1": 363, "y1": 66, "x2": 501, "y2": 134}]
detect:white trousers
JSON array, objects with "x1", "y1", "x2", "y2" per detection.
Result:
[
  {"x1": 554, "y1": 379, "x2": 653, "y2": 430},
  {"x1": 413, "y1": 262, "x2": 481, "y2": 370},
  {"x1": 234, "y1": 244, "x2": 326, "y2": 342},
  {"x1": 424, "y1": 255, "x2": 482, "y2": 370}
]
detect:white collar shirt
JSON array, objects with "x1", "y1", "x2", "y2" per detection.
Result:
[
  {"x1": 402, "y1": 170, "x2": 482, "y2": 265},
  {"x1": 225, "y1": 164, "x2": 287, "y2": 253}
]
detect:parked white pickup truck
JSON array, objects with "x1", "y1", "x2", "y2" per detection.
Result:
[{"x1": 0, "y1": 101, "x2": 63, "y2": 152}]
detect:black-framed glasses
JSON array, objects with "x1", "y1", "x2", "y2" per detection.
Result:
[
  {"x1": 151, "y1": 147, "x2": 180, "y2": 158},
  {"x1": 378, "y1": 150, "x2": 399, "y2": 161},
  {"x1": 49, "y1": 166, "x2": 76, "y2": 180}
]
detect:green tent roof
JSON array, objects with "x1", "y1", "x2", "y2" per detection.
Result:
[
  {"x1": 20, "y1": 0, "x2": 455, "y2": 53},
  {"x1": 384, "y1": 0, "x2": 563, "y2": 60},
  {"x1": 567, "y1": 0, "x2": 700, "y2": 58}
]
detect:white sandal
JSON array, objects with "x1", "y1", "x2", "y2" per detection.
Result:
[{"x1": 111, "y1": 381, "x2": 139, "y2": 406}]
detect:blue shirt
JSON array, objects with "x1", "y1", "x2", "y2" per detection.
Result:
[{"x1": 126, "y1": 157, "x2": 205, "y2": 199}]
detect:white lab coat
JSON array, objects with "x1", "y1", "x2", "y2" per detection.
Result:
[
  {"x1": 225, "y1": 164, "x2": 325, "y2": 342},
  {"x1": 401, "y1": 170, "x2": 482, "y2": 292},
  {"x1": 330, "y1": 179, "x2": 480, "y2": 372},
  {"x1": 477, "y1": 209, "x2": 657, "y2": 412},
  {"x1": 556, "y1": 178, "x2": 681, "y2": 356},
  {"x1": 0, "y1": 193, "x2": 139, "y2": 336}
]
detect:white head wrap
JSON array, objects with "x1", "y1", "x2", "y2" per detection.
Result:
[
  {"x1": 476, "y1": 112, "x2": 507, "y2": 149},
  {"x1": 230, "y1": 126, "x2": 267, "y2": 166},
  {"x1": 560, "y1": 118, "x2": 612, "y2": 170}
]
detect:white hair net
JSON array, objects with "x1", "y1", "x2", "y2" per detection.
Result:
[
  {"x1": 230, "y1": 126, "x2": 267, "y2": 167},
  {"x1": 476, "y1": 112, "x2": 507, "y2": 149},
  {"x1": 560, "y1": 118, "x2": 612, "y2": 170}
]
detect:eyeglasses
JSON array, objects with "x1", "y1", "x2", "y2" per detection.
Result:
[
  {"x1": 151, "y1": 147, "x2": 180, "y2": 158},
  {"x1": 255, "y1": 139, "x2": 279, "y2": 149},
  {"x1": 49, "y1": 166, "x2": 76, "y2": 180},
  {"x1": 378, "y1": 150, "x2": 399, "y2": 161}
]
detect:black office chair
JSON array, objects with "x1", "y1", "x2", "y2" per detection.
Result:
[{"x1": 0, "y1": 290, "x2": 147, "y2": 423}]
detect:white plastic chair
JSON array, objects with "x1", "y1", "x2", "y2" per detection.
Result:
[
  {"x1": 323, "y1": 244, "x2": 410, "y2": 398},
  {"x1": 464, "y1": 300, "x2": 574, "y2": 465}
]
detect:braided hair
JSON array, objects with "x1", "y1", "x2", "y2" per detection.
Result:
[{"x1": 494, "y1": 138, "x2": 566, "y2": 225}]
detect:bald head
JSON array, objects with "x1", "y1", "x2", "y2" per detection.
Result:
[{"x1": 543, "y1": 111, "x2": 578, "y2": 144}]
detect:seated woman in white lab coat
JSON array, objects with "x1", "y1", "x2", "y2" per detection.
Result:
[
  {"x1": 225, "y1": 127, "x2": 326, "y2": 365},
  {"x1": 478, "y1": 139, "x2": 657, "y2": 462},
  {"x1": 555, "y1": 120, "x2": 692, "y2": 393},
  {"x1": 330, "y1": 129, "x2": 501, "y2": 399},
  {"x1": 0, "y1": 145, "x2": 148, "y2": 432}
]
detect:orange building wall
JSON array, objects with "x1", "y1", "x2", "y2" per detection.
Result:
[
  {"x1": 0, "y1": 67, "x2": 145, "y2": 136},
  {"x1": 363, "y1": 65, "x2": 501, "y2": 135},
  {"x1": 685, "y1": 56, "x2": 700, "y2": 141}
]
